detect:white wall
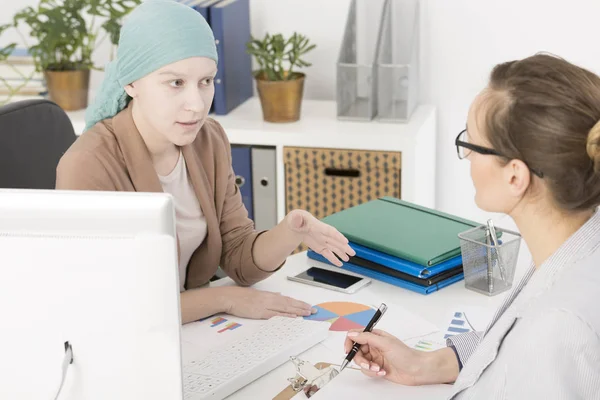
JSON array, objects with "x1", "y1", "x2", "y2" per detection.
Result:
[
  {"x1": 3, "y1": 0, "x2": 600, "y2": 223},
  {"x1": 253, "y1": 0, "x2": 600, "y2": 223},
  {"x1": 420, "y1": 0, "x2": 600, "y2": 223}
]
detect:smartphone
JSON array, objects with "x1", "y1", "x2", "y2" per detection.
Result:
[{"x1": 287, "y1": 265, "x2": 371, "y2": 294}]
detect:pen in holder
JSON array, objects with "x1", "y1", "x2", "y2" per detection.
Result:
[
  {"x1": 485, "y1": 228, "x2": 494, "y2": 293},
  {"x1": 458, "y1": 221, "x2": 522, "y2": 296}
]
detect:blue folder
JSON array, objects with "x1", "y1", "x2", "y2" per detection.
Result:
[
  {"x1": 230, "y1": 146, "x2": 253, "y2": 220},
  {"x1": 349, "y1": 242, "x2": 463, "y2": 278},
  {"x1": 194, "y1": 0, "x2": 223, "y2": 20},
  {"x1": 210, "y1": 0, "x2": 253, "y2": 115},
  {"x1": 180, "y1": 0, "x2": 218, "y2": 20},
  {"x1": 307, "y1": 250, "x2": 464, "y2": 295}
]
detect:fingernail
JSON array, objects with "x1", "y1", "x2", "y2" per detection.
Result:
[
  {"x1": 377, "y1": 370, "x2": 386, "y2": 376},
  {"x1": 360, "y1": 363, "x2": 369, "y2": 370},
  {"x1": 347, "y1": 332, "x2": 358, "y2": 337},
  {"x1": 311, "y1": 308, "x2": 317, "y2": 314},
  {"x1": 370, "y1": 365, "x2": 380, "y2": 372}
]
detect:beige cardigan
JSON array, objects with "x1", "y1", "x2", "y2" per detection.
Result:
[{"x1": 56, "y1": 105, "x2": 278, "y2": 289}]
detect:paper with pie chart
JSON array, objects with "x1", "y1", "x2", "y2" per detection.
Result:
[{"x1": 304, "y1": 301, "x2": 376, "y2": 331}]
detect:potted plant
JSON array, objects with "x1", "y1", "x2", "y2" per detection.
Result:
[
  {"x1": 246, "y1": 32, "x2": 316, "y2": 123},
  {"x1": 9, "y1": 0, "x2": 140, "y2": 111}
]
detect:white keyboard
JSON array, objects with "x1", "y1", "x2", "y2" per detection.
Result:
[{"x1": 183, "y1": 316, "x2": 330, "y2": 400}]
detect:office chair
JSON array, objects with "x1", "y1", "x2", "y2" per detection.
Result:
[{"x1": 0, "y1": 99, "x2": 76, "y2": 189}]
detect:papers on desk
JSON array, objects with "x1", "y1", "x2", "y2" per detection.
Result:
[
  {"x1": 248, "y1": 277, "x2": 441, "y2": 358},
  {"x1": 309, "y1": 367, "x2": 454, "y2": 399},
  {"x1": 404, "y1": 334, "x2": 447, "y2": 352},
  {"x1": 376, "y1": 303, "x2": 440, "y2": 340},
  {"x1": 404, "y1": 305, "x2": 493, "y2": 353},
  {"x1": 443, "y1": 305, "x2": 491, "y2": 335},
  {"x1": 316, "y1": 302, "x2": 440, "y2": 356},
  {"x1": 180, "y1": 314, "x2": 266, "y2": 363}
]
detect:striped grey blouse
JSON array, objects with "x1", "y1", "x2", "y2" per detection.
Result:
[{"x1": 446, "y1": 209, "x2": 600, "y2": 399}]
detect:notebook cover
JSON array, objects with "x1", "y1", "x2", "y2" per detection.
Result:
[
  {"x1": 349, "y1": 242, "x2": 463, "y2": 278},
  {"x1": 307, "y1": 249, "x2": 463, "y2": 287},
  {"x1": 306, "y1": 251, "x2": 464, "y2": 295},
  {"x1": 321, "y1": 197, "x2": 479, "y2": 266},
  {"x1": 348, "y1": 255, "x2": 463, "y2": 287}
]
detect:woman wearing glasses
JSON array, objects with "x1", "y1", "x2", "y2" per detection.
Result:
[{"x1": 344, "y1": 53, "x2": 600, "y2": 398}]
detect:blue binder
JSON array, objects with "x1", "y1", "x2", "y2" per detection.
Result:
[
  {"x1": 194, "y1": 0, "x2": 224, "y2": 20},
  {"x1": 230, "y1": 146, "x2": 253, "y2": 220},
  {"x1": 306, "y1": 250, "x2": 464, "y2": 295},
  {"x1": 349, "y1": 242, "x2": 463, "y2": 278},
  {"x1": 209, "y1": 0, "x2": 253, "y2": 115},
  {"x1": 179, "y1": 0, "x2": 212, "y2": 19}
]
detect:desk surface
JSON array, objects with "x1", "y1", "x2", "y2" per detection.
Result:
[{"x1": 181, "y1": 247, "x2": 532, "y2": 399}]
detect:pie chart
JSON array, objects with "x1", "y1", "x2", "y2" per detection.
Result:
[{"x1": 304, "y1": 301, "x2": 376, "y2": 331}]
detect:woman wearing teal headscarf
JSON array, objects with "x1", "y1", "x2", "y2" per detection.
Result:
[{"x1": 56, "y1": 0, "x2": 355, "y2": 324}]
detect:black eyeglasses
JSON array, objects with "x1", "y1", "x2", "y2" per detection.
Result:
[{"x1": 455, "y1": 129, "x2": 544, "y2": 178}]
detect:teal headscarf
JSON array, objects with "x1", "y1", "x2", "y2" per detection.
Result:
[{"x1": 84, "y1": 0, "x2": 218, "y2": 131}]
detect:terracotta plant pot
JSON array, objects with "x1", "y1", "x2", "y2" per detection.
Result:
[
  {"x1": 44, "y1": 69, "x2": 90, "y2": 111},
  {"x1": 255, "y1": 71, "x2": 305, "y2": 123}
]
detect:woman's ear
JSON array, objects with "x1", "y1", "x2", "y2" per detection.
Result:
[
  {"x1": 505, "y1": 159, "x2": 531, "y2": 198},
  {"x1": 124, "y1": 83, "x2": 136, "y2": 98}
]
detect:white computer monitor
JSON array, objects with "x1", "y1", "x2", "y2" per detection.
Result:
[{"x1": 0, "y1": 189, "x2": 184, "y2": 400}]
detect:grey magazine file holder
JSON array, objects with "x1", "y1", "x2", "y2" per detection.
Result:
[{"x1": 336, "y1": 0, "x2": 387, "y2": 121}]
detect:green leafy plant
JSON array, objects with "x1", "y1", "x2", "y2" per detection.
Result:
[
  {"x1": 0, "y1": 24, "x2": 16, "y2": 62},
  {"x1": 9, "y1": 0, "x2": 140, "y2": 72},
  {"x1": 246, "y1": 32, "x2": 316, "y2": 81},
  {"x1": 0, "y1": 24, "x2": 37, "y2": 103}
]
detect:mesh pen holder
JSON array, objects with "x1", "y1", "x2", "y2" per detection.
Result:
[{"x1": 458, "y1": 225, "x2": 522, "y2": 296}]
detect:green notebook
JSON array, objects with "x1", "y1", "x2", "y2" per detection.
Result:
[{"x1": 322, "y1": 197, "x2": 480, "y2": 267}]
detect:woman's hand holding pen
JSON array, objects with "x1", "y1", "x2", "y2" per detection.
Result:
[
  {"x1": 344, "y1": 329, "x2": 424, "y2": 384},
  {"x1": 343, "y1": 329, "x2": 460, "y2": 385}
]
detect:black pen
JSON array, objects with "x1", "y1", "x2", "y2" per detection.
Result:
[{"x1": 340, "y1": 303, "x2": 387, "y2": 372}]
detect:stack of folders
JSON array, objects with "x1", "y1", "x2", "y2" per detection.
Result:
[{"x1": 307, "y1": 197, "x2": 480, "y2": 295}]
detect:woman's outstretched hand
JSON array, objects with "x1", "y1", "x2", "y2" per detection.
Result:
[{"x1": 286, "y1": 209, "x2": 356, "y2": 266}]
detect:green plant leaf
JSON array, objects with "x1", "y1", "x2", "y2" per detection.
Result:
[
  {"x1": 0, "y1": 43, "x2": 17, "y2": 62},
  {"x1": 246, "y1": 31, "x2": 316, "y2": 81},
  {"x1": 8, "y1": 0, "x2": 140, "y2": 71},
  {"x1": 101, "y1": 19, "x2": 121, "y2": 45}
]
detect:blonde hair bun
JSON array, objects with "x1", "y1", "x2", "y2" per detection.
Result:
[{"x1": 587, "y1": 121, "x2": 600, "y2": 173}]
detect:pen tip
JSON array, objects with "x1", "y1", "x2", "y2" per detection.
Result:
[{"x1": 340, "y1": 360, "x2": 348, "y2": 372}]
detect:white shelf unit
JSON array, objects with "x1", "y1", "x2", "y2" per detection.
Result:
[{"x1": 67, "y1": 97, "x2": 436, "y2": 223}]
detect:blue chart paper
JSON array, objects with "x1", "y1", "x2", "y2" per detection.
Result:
[{"x1": 444, "y1": 311, "x2": 472, "y2": 339}]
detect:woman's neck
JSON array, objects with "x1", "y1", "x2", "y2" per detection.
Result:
[
  {"x1": 130, "y1": 102, "x2": 180, "y2": 176},
  {"x1": 511, "y1": 201, "x2": 594, "y2": 268}
]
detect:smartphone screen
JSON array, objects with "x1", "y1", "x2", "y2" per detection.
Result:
[{"x1": 294, "y1": 267, "x2": 363, "y2": 289}]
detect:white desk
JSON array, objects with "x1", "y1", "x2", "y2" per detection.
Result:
[{"x1": 182, "y1": 247, "x2": 532, "y2": 399}]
